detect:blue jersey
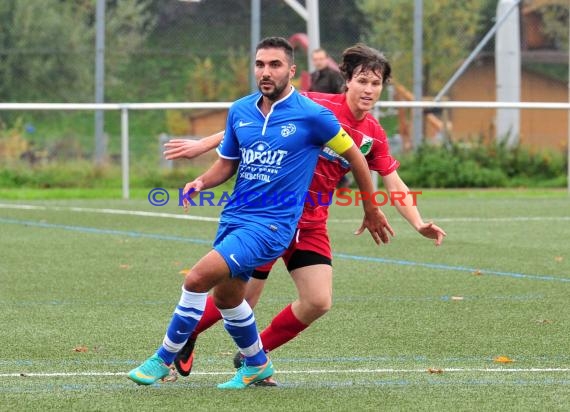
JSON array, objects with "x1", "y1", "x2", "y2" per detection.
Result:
[{"x1": 217, "y1": 87, "x2": 341, "y2": 247}]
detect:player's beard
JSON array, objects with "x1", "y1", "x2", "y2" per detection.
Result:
[{"x1": 258, "y1": 77, "x2": 289, "y2": 101}]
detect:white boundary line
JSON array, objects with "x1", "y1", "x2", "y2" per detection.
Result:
[
  {"x1": 0, "y1": 203, "x2": 219, "y2": 222},
  {"x1": 330, "y1": 217, "x2": 570, "y2": 223},
  {"x1": 1, "y1": 368, "x2": 569, "y2": 377},
  {"x1": 413, "y1": 216, "x2": 570, "y2": 223},
  {"x1": 1, "y1": 203, "x2": 569, "y2": 224}
]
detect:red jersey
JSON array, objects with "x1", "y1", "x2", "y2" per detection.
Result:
[{"x1": 297, "y1": 92, "x2": 400, "y2": 229}]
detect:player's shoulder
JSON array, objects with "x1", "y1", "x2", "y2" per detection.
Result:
[
  {"x1": 363, "y1": 112, "x2": 388, "y2": 142},
  {"x1": 295, "y1": 91, "x2": 336, "y2": 117},
  {"x1": 302, "y1": 91, "x2": 344, "y2": 110},
  {"x1": 227, "y1": 93, "x2": 261, "y2": 125},
  {"x1": 232, "y1": 92, "x2": 261, "y2": 108}
]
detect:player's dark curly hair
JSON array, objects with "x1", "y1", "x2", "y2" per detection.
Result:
[
  {"x1": 339, "y1": 44, "x2": 391, "y2": 84},
  {"x1": 256, "y1": 37, "x2": 295, "y2": 64}
]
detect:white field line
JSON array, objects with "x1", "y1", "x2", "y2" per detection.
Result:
[
  {"x1": 0, "y1": 203, "x2": 219, "y2": 222},
  {"x1": 405, "y1": 216, "x2": 570, "y2": 223},
  {"x1": 1, "y1": 203, "x2": 569, "y2": 224},
  {"x1": 1, "y1": 368, "x2": 569, "y2": 378},
  {"x1": 330, "y1": 216, "x2": 570, "y2": 223}
]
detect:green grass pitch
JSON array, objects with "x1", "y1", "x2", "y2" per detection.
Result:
[{"x1": 0, "y1": 189, "x2": 569, "y2": 411}]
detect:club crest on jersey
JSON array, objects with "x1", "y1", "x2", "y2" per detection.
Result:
[
  {"x1": 360, "y1": 136, "x2": 373, "y2": 155},
  {"x1": 281, "y1": 123, "x2": 296, "y2": 137}
]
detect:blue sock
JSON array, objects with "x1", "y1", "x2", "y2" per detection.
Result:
[
  {"x1": 156, "y1": 288, "x2": 207, "y2": 365},
  {"x1": 220, "y1": 301, "x2": 267, "y2": 366}
]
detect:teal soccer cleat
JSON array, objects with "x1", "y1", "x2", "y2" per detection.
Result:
[
  {"x1": 128, "y1": 353, "x2": 171, "y2": 385},
  {"x1": 232, "y1": 351, "x2": 277, "y2": 386},
  {"x1": 217, "y1": 359, "x2": 275, "y2": 389}
]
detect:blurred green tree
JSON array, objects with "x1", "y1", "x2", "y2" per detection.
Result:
[
  {"x1": 0, "y1": 0, "x2": 155, "y2": 102},
  {"x1": 357, "y1": 0, "x2": 489, "y2": 96},
  {"x1": 539, "y1": 2, "x2": 569, "y2": 50}
]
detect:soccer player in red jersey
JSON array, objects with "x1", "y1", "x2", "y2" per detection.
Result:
[{"x1": 164, "y1": 44, "x2": 446, "y2": 384}]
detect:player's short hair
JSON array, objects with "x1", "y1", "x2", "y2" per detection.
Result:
[
  {"x1": 339, "y1": 44, "x2": 391, "y2": 84},
  {"x1": 256, "y1": 37, "x2": 295, "y2": 64}
]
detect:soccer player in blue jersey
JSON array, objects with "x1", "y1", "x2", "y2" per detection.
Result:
[{"x1": 127, "y1": 37, "x2": 394, "y2": 389}]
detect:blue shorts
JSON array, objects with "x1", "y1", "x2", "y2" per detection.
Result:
[{"x1": 213, "y1": 221, "x2": 288, "y2": 281}]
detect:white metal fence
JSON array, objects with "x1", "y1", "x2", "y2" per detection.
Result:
[{"x1": 1, "y1": 101, "x2": 569, "y2": 198}]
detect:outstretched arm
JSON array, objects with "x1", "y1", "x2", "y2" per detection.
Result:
[
  {"x1": 164, "y1": 131, "x2": 224, "y2": 160},
  {"x1": 381, "y1": 171, "x2": 447, "y2": 246}
]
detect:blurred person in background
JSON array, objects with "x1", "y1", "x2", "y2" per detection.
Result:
[
  {"x1": 309, "y1": 48, "x2": 345, "y2": 94},
  {"x1": 310, "y1": 48, "x2": 352, "y2": 188}
]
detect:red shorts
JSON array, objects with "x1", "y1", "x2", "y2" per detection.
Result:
[{"x1": 255, "y1": 226, "x2": 331, "y2": 273}]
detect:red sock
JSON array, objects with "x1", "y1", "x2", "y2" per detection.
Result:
[
  {"x1": 190, "y1": 295, "x2": 222, "y2": 339},
  {"x1": 260, "y1": 304, "x2": 308, "y2": 352}
]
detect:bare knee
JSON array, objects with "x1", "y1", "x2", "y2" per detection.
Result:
[
  {"x1": 299, "y1": 295, "x2": 332, "y2": 319},
  {"x1": 211, "y1": 278, "x2": 248, "y2": 310},
  {"x1": 183, "y1": 271, "x2": 211, "y2": 293}
]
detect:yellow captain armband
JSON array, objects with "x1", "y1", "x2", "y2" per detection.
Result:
[{"x1": 325, "y1": 128, "x2": 354, "y2": 155}]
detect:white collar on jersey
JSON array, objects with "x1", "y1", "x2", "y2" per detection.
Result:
[{"x1": 256, "y1": 86, "x2": 296, "y2": 136}]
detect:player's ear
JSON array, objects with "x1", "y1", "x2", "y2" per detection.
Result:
[{"x1": 290, "y1": 64, "x2": 296, "y2": 79}]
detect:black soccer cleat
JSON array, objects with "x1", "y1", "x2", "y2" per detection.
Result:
[
  {"x1": 233, "y1": 350, "x2": 245, "y2": 369},
  {"x1": 253, "y1": 376, "x2": 279, "y2": 387},
  {"x1": 173, "y1": 338, "x2": 196, "y2": 377}
]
